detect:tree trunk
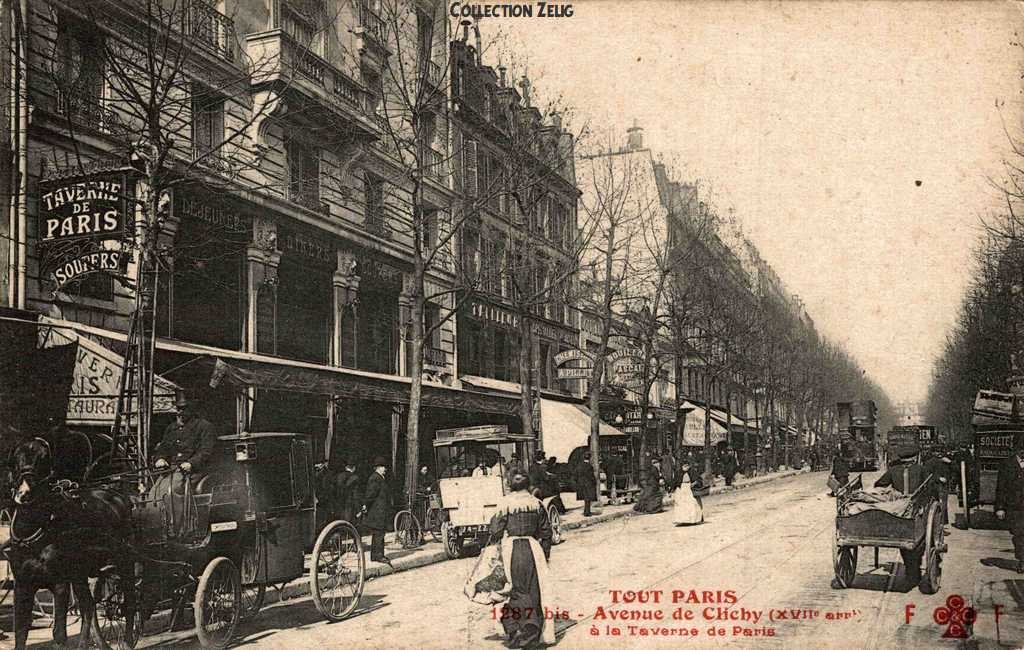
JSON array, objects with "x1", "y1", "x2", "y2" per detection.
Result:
[
  {"x1": 753, "y1": 393, "x2": 760, "y2": 475},
  {"x1": 404, "y1": 284, "x2": 425, "y2": 505},
  {"x1": 703, "y1": 398, "x2": 713, "y2": 478},
  {"x1": 519, "y1": 317, "x2": 535, "y2": 449}
]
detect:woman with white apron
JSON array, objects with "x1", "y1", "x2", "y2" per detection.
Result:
[{"x1": 672, "y1": 461, "x2": 705, "y2": 525}]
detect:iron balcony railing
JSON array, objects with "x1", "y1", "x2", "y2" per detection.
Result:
[
  {"x1": 54, "y1": 89, "x2": 122, "y2": 134},
  {"x1": 359, "y1": 2, "x2": 386, "y2": 45},
  {"x1": 184, "y1": 0, "x2": 235, "y2": 63},
  {"x1": 424, "y1": 347, "x2": 446, "y2": 367}
]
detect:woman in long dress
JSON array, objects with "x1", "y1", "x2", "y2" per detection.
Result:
[
  {"x1": 672, "y1": 461, "x2": 705, "y2": 525},
  {"x1": 488, "y1": 472, "x2": 556, "y2": 648}
]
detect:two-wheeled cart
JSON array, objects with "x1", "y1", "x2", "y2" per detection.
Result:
[{"x1": 833, "y1": 475, "x2": 946, "y2": 594}]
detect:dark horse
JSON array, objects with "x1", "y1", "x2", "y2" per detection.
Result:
[{"x1": 5, "y1": 438, "x2": 133, "y2": 649}]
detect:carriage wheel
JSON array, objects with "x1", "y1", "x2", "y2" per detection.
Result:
[
  {"x1": 311, "y1": 520, "x2": 365, "y2": 621},
  {"x1": 93, "y1": 568, "x2": 141, "y2": 650},
  {"x1": 239, "y1": 542, "x2": 266, "y2": 621},
  {"x1": 920, "y1": 503, "x2": 943, "y2": 595},
  {"x1": 832, "y1": 529, "x2": 858, "y2": 588},
  {"x1": 547, "y1": 505, "x2": 563, "y2": 545},
  {"x1": 441, "y1": 521, "x2": 463, "y2": 559},
  {"x1": 194, "y1": 557, "x2": 241, "y2": 649},
  {"x1": 393, "y1": 510, "x2": 422, "y2": 549},
  {"x1": 424, "y1": 507, "x2": 443, "y2": 542}
]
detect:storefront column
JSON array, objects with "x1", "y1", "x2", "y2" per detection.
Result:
[
  {"x1": 242, "y1": 218, "x2": 280, "y2": 429},
  {"x1": 332, "y1": 250, "x2": 360, "y2": 367}
]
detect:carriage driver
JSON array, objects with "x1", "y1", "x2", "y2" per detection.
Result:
[{"x1": 150, "y1": 390, "x2": 217, "y2": 497}]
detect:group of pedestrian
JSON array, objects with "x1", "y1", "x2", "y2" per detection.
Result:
[{"x1": 317, "y1": 456, "x2": 396, "y2": 564}]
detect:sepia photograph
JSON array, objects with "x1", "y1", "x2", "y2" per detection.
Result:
[{"x1": 0, "y1": 0, "x2": 1022, "y2": 647}]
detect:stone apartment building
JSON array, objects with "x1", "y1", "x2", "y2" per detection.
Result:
[{"x1": 0, "y1": 0, "x2": 528, "y2": 481}]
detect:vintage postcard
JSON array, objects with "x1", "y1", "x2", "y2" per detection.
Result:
[{"x1": 0, "y1": 1, "x2": 1021, "y2": 648}]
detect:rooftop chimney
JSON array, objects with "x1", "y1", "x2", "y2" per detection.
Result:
[
  {"x1": 461, "y1": 19, "x2": 471, "y2": 42},
  {"x1": 498, "y1": 64, "x2": 507, "y2": 87},
  {"x1": 472, "y1": 23, "x2": 482, "y2": 65},
  {"x1": 520, "y1": 74, "x2": 531, "y2": 105},
  {"x1": 626, "y1": 119, "x2": 643, "y2": 151},
  {"x1": 551, "y1": 112, "x2": 562, "y2": 130}
]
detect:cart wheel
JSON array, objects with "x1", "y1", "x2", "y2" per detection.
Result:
[
  {"x1": 425, "y1": 507, "x2": 443, "y2": 542},
  {"x1": 547, "y1": 505, "x2": 563, "y2": 545},
  {"x1": 441, "y1": 521, "x2": 463, "y2": 559},
  {"x1": 832, "y1": 529, "x2": 858, "y2": 588},
  {"x1": 194, "y1": 557, "x2": 241, "y2": 649},
  {"x1": 394, "y1": 510, "x2": 422, "y2": 549},
  {"x1": 920, "y1": 503, "x2": 943, "y2": 595},
  {"x1": 93, "y1": 567, "x2": 141, "y2": 650},
  {"x1": 239, "y1": 542, "x2": 266, "y2": 621},
  {"x1": 311, "y1": 520, "x2": 365, "y2": 621}
]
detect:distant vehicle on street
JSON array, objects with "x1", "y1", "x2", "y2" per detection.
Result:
[{"x1": 838, "y1": 400, "x2": 879, "y2": 471}]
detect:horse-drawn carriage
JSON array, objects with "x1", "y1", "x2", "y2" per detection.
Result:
[
  {"x1": 832, "y1": 474, "x2": 946, "y2": 594},
  {"x1": 14, "y1": 431, "x2": 365, "y2": 649}
]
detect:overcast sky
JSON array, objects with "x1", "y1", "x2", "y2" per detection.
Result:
[{"x1": 487, "y1": 0, "x2": 1024, "y2": 405}]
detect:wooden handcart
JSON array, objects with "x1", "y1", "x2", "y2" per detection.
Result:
[{"x1": 833, "y1": 474, "x2": 946, "y2": 594}]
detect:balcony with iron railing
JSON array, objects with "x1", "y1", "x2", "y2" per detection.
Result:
[
  {"x1": 364, "y1": 206, "x2": 391, "y2": 238},
  {"x1": 287, "y1": 178, "x2": 330, "y2": 215},
  {"x1": 358, "y1": 2, "x2": 387, "y2": 48},
  {"x1": 424, "y1": 346, "x2": 446, "y2": 368},
  {"x1": 246, "y1": 30, "x2": 376, "y2": 133},
  {"x1": 423, "y1": 146, "x2": 444, "y2": 180},
  {"x1": 422, "y1": 59, "x2": 444, "y2": 89},
  {"x1": 183, "y1": 0, "x2": 235, "y2": 63},
  {"x1": 52, "y1": 89, "x2": 122, "y2": 134}
]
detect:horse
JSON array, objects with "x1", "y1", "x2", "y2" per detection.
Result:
[{"x1": 5, "y1": 437, "x2": 134, "y2": 650}]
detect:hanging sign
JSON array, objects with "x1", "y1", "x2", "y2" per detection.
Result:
[
  {"x1": 38, "y1": 176, "x2": 127, "y2": 243},
  {"x1": 41, "y1": 323, "x2": 178, "y2": 424},
  {"x1": 554, "y1": 348, "x2": 593, "y2": 366},
  {"x1": 49, "y1": 248, "x2": 129, "y2": 290},
  {"x1": 556, "y1": 367, "x2": 592, "y2": 379}
]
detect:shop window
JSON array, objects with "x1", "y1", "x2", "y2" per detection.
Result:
[
  {"x1": 357, "y1": 286, "x2": 398, "y2": 374},
  {"x1": 170, "y1": 228, "x2": 245, "y2": 351},
  {"x1": 276, "y1": 256, "x2": 331, "y2": 364},
  {"x1": 192, "y1": 86, "x2": 225, "y2": 161}
]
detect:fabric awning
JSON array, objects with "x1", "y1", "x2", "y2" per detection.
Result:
[
  {"x1": 680, "y1": 404, "x2": 728, "y2": 446},
  {"x1": 207, "y1": 357, "x2": 519, "y2": 416},
  {"x1": 539, "y1": 399, "x2": 627, "y2": 463},
  {"x1": 34, "y1": 317, "x2": 519, "y2": 417}
]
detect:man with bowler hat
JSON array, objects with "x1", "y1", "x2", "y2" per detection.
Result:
[
  {"x1": 875, "y1": 444, "x2": 927, "y2": 585},
  {"x1": 151, "y1": 390, "x2": 217, "y2": 497},
  {"x1": 574, "y1": 451, "x2": 598, "y2": 516},
  {"x1": 362, "y1": 456, "x2": 393, "y2": 565},
  {"x1": 996, "y1": 438, "x2": 1024, "y2": 573}
]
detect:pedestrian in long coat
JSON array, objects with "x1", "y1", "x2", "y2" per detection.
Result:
[
  {"x1": 362, "y1": 457, "x2": 392, "y2": 564},
  {"x1": 722, "y1": 450, "x2": 738, "y2": 486},
  {"x1": 997, "y1": 441, "x2": 1024, "y2": 573},
  {"x1": 335, "y1": 461, "x2": 361, "y2": 523},
  {"x1": 633, "y1": 459, "x2": 665, "y2": 514},
  {"x1": 574, "y1": 452, "x2": 598, "y2": 516}
]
